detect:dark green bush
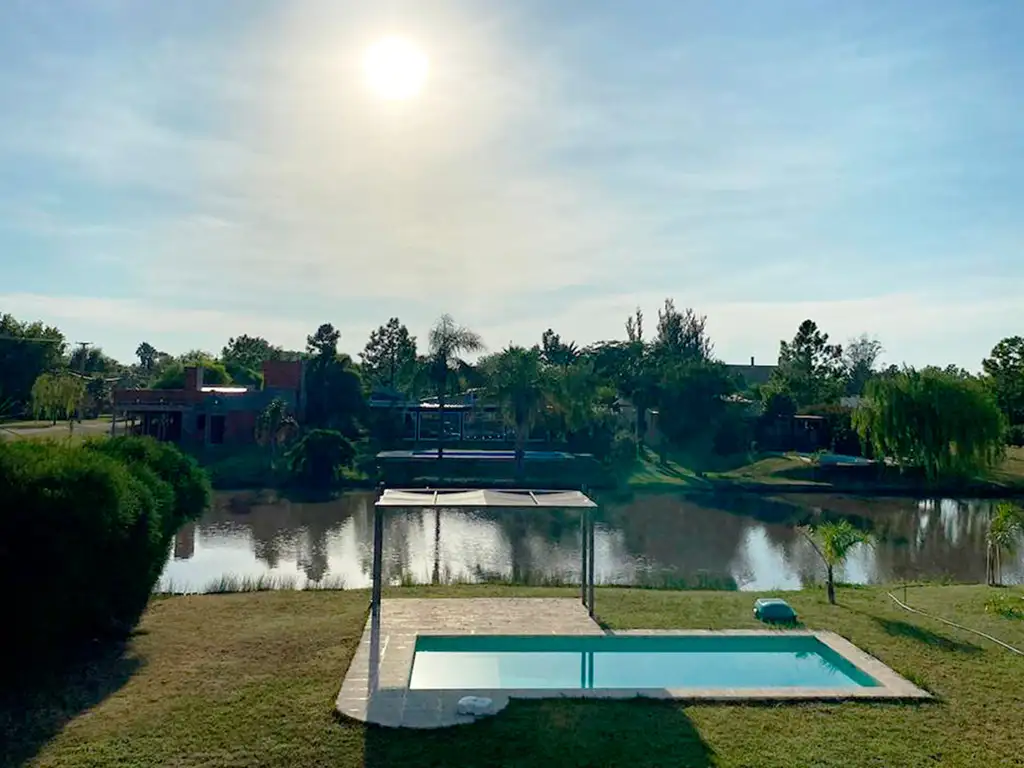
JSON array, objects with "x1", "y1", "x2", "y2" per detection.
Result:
[
  {"x1": 286, "y1": 429, "x2": 356, "y2": 488},
  {"x1": 607, "y1": 431, "x2": 638, "y2": 469},
  {"x1": 1006, "y1": 424, "x2": 1024, "y2": 447},
  {"x1": 0, "y1": 437, "x2": 210, "y2": 671},
  {"x1": 85, "y1": 435, "x2": 211, "y2": 532}
]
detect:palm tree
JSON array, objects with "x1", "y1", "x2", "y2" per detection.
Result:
[
  {"x1": 427, "y1": 315, "x2": 484, "y2": 459},
  {"x1": 800, "y1": 519, "x2": 871, "y2": 604},
  {"x1": 257, "y1": 397, "x2": 297, "y2": 471},
  {"x1": 986, "y1": 503, "x2": 1024, "y2": 587},
  {"x1": 488, "y1": 346, "x2": 551, "y2": 473}
]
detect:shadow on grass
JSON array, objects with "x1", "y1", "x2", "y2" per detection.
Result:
[
  {"x1": 0, "y1": 639, "x2": 143, "y2": 767},
  {"x1": 363, "y1": 698, "x2": 716, "y2": 768},
  {"x1": 870, "y1": 616, "x2": 983, "y2": 654}
]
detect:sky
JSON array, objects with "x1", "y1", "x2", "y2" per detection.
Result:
[{"x1": 1, "y1": 0, "x2": 1022, "y2": 369}]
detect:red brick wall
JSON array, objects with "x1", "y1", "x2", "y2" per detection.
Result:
[
  {"x1": 225, "y1": 410, "x2": 257, "y2": 445},
  {"x1": 263, "y1": 360, "x2": 303, "y2": 391}
]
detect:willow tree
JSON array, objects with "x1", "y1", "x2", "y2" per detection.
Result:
[
  {"x1": 31, "y1": 373, "x2": 86, "y2": 428},
  {"x1": 853, "y1": 367, "x2": 1005, "y2": 481}
]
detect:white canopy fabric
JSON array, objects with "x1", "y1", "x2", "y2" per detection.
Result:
[{"x1": 375, "y1": 488, "x2": 597, "y2": 509}]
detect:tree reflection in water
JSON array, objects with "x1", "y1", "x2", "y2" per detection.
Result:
[{"x1": 156, "y1": 490, "x2": 1024, "y2": 593}]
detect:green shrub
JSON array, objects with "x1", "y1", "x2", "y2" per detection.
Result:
[
  {"x1": 85, "y1": 436, "x2": 211, "y2": 531},
  {"x1": 1006, "y1": 424, "x2": 1024, "y2": 447},
  {"x1": 608, "y1": 431, "x2": 638, "y2": 469},
  {"x1": 286, "y1": 429, "x2": 356, "y2": 488},
  {"x1": 984, "y1": 593, "x2": 1024, "y2": 620},
  {"x1": 0, "y1": 438, "x2": 211, "y2": 671}
]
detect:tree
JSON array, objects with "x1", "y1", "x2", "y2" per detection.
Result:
[
  {"x1": 487, "y1": 346, "x2": 550, "y2": 471},
  {"x1": 360, "y1": 318, "x2": 418, "y2": 393},
  {"x1": 256, "y1": 398, "x2": 297, "y2": 470},
  {"x1": 800, "y1": 520, "x2": 871, "y2": 604},
  {"x1": 624, "y1": 307, "x2": 643, "y2": 343},
  {"x1": 655, "y1": 360, "x2": 735, "y2": 453},
  {"x1": 222, "y1": 335, "x2": 283, "y2": 373},
  {"x1": 986, "y1": 503, "x2": 1023, "y2": 587},
  {"x1": 69, "y1": 345, "x2": 118, "y2": 375},
  {"x1": 653, "y1": 299, "x2": 713, "y2": 364},
  {"x1": 540, "y1": 329, "x2": 579, "y2": 367},
  {"x1": 135, "y1": 342, "x2": 158, "y2": 372},
  {"x1": 853, "y1": 368, "x2": 1005, "y2": 480},
  {"x1": 982, "y1": 336, "x2": 1024, "y2": 427},
  {"x1": 768, "y1": 320, "x2": 845, "y2": 407},
  {"x1": 427, "y1": 315, "x2": 484, "y2": 459},
  {"x1": 304, "y1": 324, "x2": 364, "y2": 434},
  {"x1": 151, "y1": 360, "x2": 231, "y2": 389},
  {"x1": 286, "y1": 429, "x2": 356, "y2": 488},
  {"x1": 844, "y1": 334, "x2": 883, "y2": 396},
  {"x1": 0, "y1": 313, "x2": 66, "y2": 414},
  {"x1": 30, "y1": 373, "x2": 86, "y2": 428}
]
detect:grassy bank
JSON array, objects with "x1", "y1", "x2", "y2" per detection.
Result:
[
  {"x1": 627, "y1": 447, "x2": 1024, "y2": 496},
  {"x1": 5, "y1": 584, "x2": 1023, "y2": 767}
]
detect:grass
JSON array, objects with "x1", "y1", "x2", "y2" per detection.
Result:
[
  {"x1": 5, "y1": 584, "x2": 1024, "y2": 767},
  {"x1": 627, "y1": 446, "x2": 1024, "y2": 494}
]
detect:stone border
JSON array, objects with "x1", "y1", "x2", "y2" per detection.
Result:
[{"x1": 335, "y1": 598, "x2": 931, "y2": 729}]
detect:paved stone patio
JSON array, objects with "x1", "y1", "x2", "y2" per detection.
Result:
[{"x1": 335, "y1": 598, "x2": 930, "y2": 729}]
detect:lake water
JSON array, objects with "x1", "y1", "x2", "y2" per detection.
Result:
[{"x1": 158, "y1": 491, "x2": 1024, "y2": 593}]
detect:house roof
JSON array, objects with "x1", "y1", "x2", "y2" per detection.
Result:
[
  {"x1": 375, "y1": 488, "x2": 597, "y2": 509},
  {"x1": 726, "y1": 364, "x2": 776, "y2": 387}
]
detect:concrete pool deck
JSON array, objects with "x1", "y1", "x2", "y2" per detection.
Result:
[{"x1": 335, "y1": 598, "x2": 931, "y2": 729}]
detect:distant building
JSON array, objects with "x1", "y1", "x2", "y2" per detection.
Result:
[
  {"x1": 726, "y1": 357, "x2": 777, "y2": 390},
  {"x1": 113, "y1": 360, "x2": 305, "y2": 445},
  {"x1": 368, "y1": 387, "x2": 544, "y2": 444}
]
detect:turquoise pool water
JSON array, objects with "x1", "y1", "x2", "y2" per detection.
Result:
[{"x1": 408, "y1": 635, "x2": 880, "y2": 690}]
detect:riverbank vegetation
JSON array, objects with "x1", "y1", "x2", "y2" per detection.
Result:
[
  {"x1": 4, "y1": 584, "x2": 1022, "y2": 767},
  {"x1": 0, "y1": 436, "x2": 210, "y2": 678},
  {"x1": 4, "y1": 306, "x2": 1024, "y2": 493}
]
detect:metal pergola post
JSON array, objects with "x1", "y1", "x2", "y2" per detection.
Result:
[
  {"x1": 580, "y1": 510, "x2": 589, "y2": 609},
  {"x1": 587, "y1": 511, "x2": 596, "y2": 618},
  {"x1": 370, "y1": 494, "x2": 384, "y2": 616}
]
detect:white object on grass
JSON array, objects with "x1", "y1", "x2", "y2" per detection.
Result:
[{"x1": 456, "y1": 696, "x2": 494, "y2": 716}]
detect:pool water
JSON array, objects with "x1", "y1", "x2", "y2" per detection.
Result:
[{"x1": 408, "y1": 635, "x2": 880, "y2": 690}]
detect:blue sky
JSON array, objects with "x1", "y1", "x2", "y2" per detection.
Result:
[{"x1": 1, "y1": 0, "x2": 1022, "y2": 368}]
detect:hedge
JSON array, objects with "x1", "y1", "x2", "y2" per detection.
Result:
[{"x1": 0, "y1": 437, "x2": 210, "y2": 671}]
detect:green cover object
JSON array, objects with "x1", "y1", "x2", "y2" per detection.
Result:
[{"x1": 754, "y1": 597, "x2": 797, "y2": 623}]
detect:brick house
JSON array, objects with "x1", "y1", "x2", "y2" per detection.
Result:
[{"x1": 113, "y1": 360, "x2": 305, "y2": 446}]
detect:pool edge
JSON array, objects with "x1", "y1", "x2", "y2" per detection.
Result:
[{"x1": 336, "y1": 598, "x2": 932, "y2": 730}]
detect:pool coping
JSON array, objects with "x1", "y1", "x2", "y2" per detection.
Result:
[{"x1": 335, "y1": 598, "x2": 931, "y2": 729}]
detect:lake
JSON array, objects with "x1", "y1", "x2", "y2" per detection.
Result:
[{"x1": 158, "y1": 491, "x2": 1024, "y2": 593}]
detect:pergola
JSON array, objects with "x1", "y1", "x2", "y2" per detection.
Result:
[{"x1": 372, "y1": 488, "x2": 600, "y2": 618}]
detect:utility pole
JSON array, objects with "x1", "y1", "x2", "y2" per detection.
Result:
[{"x1": 74, "y1": 342, "x2": 90, "y2": 425}]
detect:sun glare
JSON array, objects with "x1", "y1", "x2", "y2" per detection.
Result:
[{"x1": 362, "y1": 36, "x2": 429, "y2": 101}]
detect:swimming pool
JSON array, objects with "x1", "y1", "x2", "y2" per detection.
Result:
[{"x1": 409, "y1": 634, "x2": 881, "y2": 690}]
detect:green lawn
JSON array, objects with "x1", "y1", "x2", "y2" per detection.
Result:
[
  {"x1": 628, "y1": 447, "x2": 1024, "y2": 493},
  {"x1": 5, "y1": 584, "x2": 1023, "y2": 767}
]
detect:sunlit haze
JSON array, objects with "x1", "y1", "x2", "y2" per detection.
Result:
[
  {"x1": 363, "y1": 36, "x2": 429, "y2": 100},
  {"x1": 1, "y1": 1, "x2": 1022, "y2": 367}
]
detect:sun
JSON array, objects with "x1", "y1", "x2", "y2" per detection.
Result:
[{"x1": 362, "y1": 36, "x2": 429, "y2": 101}]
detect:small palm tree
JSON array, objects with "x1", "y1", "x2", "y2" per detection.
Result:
[
  {"x1": 987, "y1": 503, "x2": 1024, "y2": 587},
  {"x1": 257, "y1": 398, "x2": 297, "y2": 470},
  {"x1": 427, "y1": 315, "x2": 484, "y2": 459},
  {"x1": 487, "y1": 346, "x2": 551, "y2": 472},
  {"x1": 800, "y1": 519, "x2": 871, "y2": 604}
]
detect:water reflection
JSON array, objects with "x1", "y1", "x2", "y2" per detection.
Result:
[{"x1": 156, "y1": 491, "x2": 1024, "y2": 593}]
